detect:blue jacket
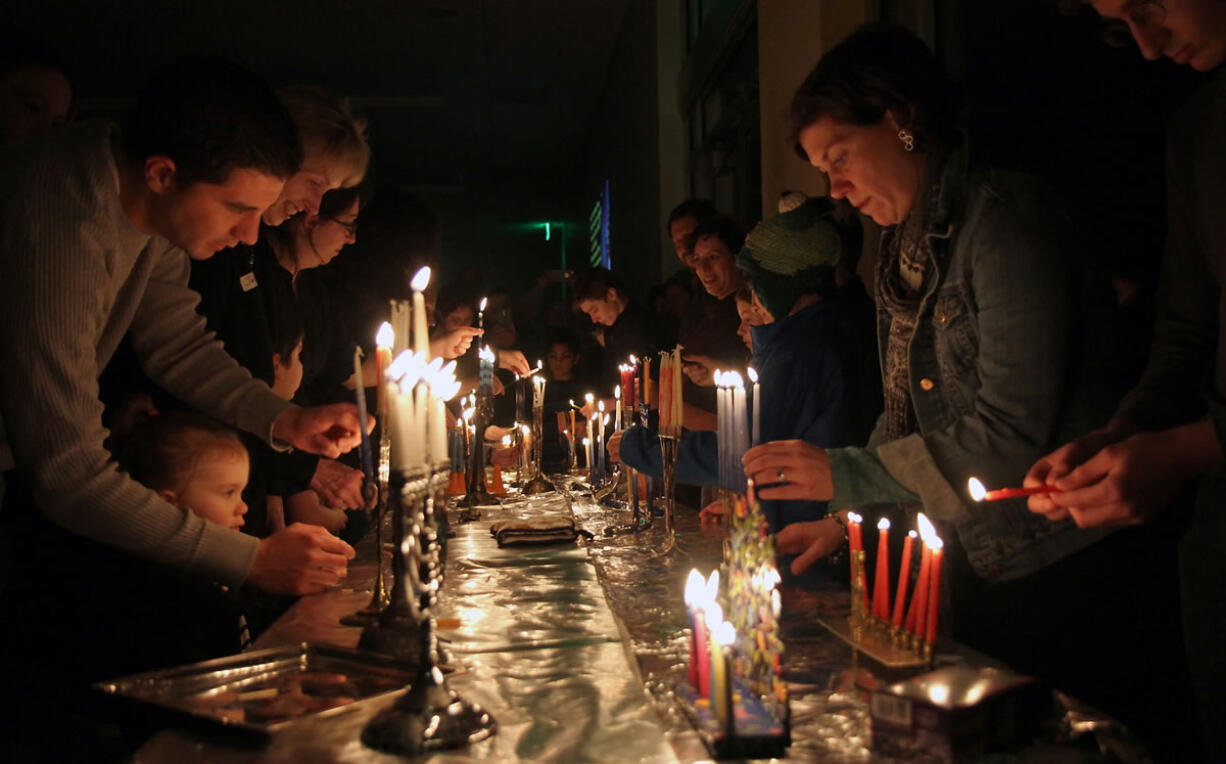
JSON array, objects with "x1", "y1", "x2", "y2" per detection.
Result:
[
  {"x1": 619, "y1": 302, "x2": 849, "y2": 531},
  {"x1": 827, "y1": 146, "x2": 1112, "y2": 582}
]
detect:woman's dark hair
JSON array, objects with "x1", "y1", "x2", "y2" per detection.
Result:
[
  {"x1": 115, "y1": 411, "x2": 246, "y2": 494},
  {"x1": 435, "y1": 282, "x2": 476, "y2": 323},
  {"x1": 546, "y1": 329, "x2": 581, "y2": 357},
  {"x1": 319, "y1": 182, "x2": 371, "y2": 221},
  {"x1": 789, "y1": 23, "x2": 959, "y2": 159},
  {"x1": 571, "y1": 267, "x2": 625, "y2": 304},
  {"x1": 667, "y1": 199, "x2": 720, "y2": 228},
  {"x1": 686, "y1": 215, "x2": 746, "y2": 257},
  {"x1": 123, "y1": 57, "x2": 302, "y2": 186}
]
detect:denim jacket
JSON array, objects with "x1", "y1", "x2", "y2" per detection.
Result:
[{"x1": 828, "y1": 146, "x2": 1112, "y2": 582}]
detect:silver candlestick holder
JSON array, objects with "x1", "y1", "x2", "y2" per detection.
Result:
[
  {"x1": 521, "y1": 402, "x2": 552, "y2": 495},
  {"x1": 655, "y1": 432, "x2": 679, "y2": 554},
  {"x1": 361, "y1": 461, "x2": 497, "y2": 753}
]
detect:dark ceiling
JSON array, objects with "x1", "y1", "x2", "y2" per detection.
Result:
[{"x1": 9, "y1": 0, "x2": 631, "y2": 194}]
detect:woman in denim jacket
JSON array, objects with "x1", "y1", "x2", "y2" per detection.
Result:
[{"x1": 741, "y1": 23, "x2": 1195, "y2": 750}]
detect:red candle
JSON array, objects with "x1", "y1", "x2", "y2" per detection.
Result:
[
  {"x1": 620, "y1": 362, "x2": 636, "y2": 410},
  {"x1": 905, "y1": 541, "x2": 931, "y2": 637},
  {"x1": 847, "y1": 512, "x2": 863, "y2": 554},
  {"x1": 891, "y1": 531, "x2": 916, "y2": 628},
  {"x1": 925, "y1": 537, "x2": 944, "y2": 646},
  {"x1": 846, "y1": 512, "x2": 868, "y2": 612},
  {"x1": 684, "y1": 570, "x2": 704, "y2": 688},
  {"x1": 967, "y1": 477, "x2": 1057, "y2": 502},
  {"x1": 872, "y1": 518, "x2": 891, "y2": 619}
]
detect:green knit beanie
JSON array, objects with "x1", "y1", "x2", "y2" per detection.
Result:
[{"x1": 736, "y1": 194, "x2": 843, "y2": 319}]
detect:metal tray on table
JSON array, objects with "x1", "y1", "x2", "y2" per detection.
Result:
[{"x1": 93, "y1": 643, "x2": 414, "y2": 738}]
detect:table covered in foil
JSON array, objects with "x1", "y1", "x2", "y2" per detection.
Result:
[{"x1": 136, "y1": 482, "x2": 1138, "y2": 763}]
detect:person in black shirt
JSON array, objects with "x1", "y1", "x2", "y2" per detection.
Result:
[{"x1": 572, "y1": 267, "x2": 663, "y2": 394}]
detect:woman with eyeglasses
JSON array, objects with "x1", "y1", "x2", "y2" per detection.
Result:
[{"x1": 1029, "y1": 0, "x2": 1226, "y2": 757}]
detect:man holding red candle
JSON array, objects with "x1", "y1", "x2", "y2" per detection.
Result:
[{"x1": 1026, "y1": 1, "x2": 1226, "y2": 756}]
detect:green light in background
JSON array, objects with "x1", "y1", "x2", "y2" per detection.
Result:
[{"x1": 545, "y1": 222, "x2": 551, "y2": 241}]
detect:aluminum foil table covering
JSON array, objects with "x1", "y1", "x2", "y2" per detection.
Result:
[
  {"x1": 138, "y1": 491, "x2": 675, "y2": 763},
  {"x1": 138, "y1": 482, "x2": 1137, "y2": 763}
]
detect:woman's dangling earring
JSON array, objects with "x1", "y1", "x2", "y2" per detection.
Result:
[{"x1": 898, "y1": 128, "x2": 915, "y2": 153}]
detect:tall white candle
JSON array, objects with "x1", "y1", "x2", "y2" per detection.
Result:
[
  {"x1": 748, "y1": 366, "x2": 760, "y2": 446},
  {"x1": 614, "y1": 385, "x2": 622, "y2": 431},
  {"x1": 410, "y1": 266, "x2": 431, "y2": 359}
]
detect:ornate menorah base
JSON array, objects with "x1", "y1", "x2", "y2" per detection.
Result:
[
  {"x1": 362, "y1": 664, "x2": 497, "y2": 754},
  {"x1": 521, "y1": 474, "x2": 553, "y2": 494}
]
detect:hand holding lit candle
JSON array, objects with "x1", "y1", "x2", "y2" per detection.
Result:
[{"x1": 968, "y1": 476, "x2": 1058, "y2": 502}]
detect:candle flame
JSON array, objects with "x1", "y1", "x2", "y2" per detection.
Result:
[
  {"x1": 629, "y1": 354, "x2": 636, "y2": 364},
  {"x1": 520, "y1": 424, "x2": 530, "y2": 435},
  {"x1": 598, "y1": 400, "x2": 605, "y2": 412},
  {"x1": 717, "y1": 621, "x2": 736, "y2": 646},
  {"x1": 376, "y1": 322, "x2": 394, "y2": 349},
  {"x1": 877, "y1": 517, "x2": 890, "y2": 531},
  {"x1": 410, "y1": 265, "x2": 431, "y2": 292},
  {"x1": 501, "y1": 435, "x2": 511, "y2": 447},
  {"x1": 847, "y1": 511, "x2": 862, "y2": 525},
  {"x1": 582, "y1": 437, "x2": 590, "y2": 446},
  {"x1": 771, "y1": 588, "x2": 781, "y2": 619},
  {"x1": 479, "y1": 296, "x2": 488, "y2": 312},
  {"x1": 704, "y1": 570, "x2": 720, "y2": 604},
  {"x1": 726, "y1": 370, "x2": 744, "y2": 388},
  {"x1": 614, "y1": 386, "x2": 620, "y2": 399},
  {"x1": 967, "y1": 477, "x2": 986, "y2": 502},
  {"x1": 585, "y1": 393, "x2": 594, "y2": 403},
  {"x1": 479, "y1": 345, "x2": 495, "y2": 363},
  {"x1": 908, "y1": 530, "x2": 918, "y2": 539},
  {"x1": 461, "y1": 407, "x2": 474, "y2": 421},
  {"x1": 917, "y1": 512, "x2": 939, "y2": 547},
  {"x1": 684, "y1": 569, "x2": 704, "y2": 606},
  {"x1": 706, "y1": 601, "x2": 723, "y2": 626},
  {"x1": 747, "y1": 366, "x2": 758, "y2": 384}
]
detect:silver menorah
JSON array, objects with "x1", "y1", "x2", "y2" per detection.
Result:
[{"x1": 360, "y1": 461, "x2": 496, "y2": 753}]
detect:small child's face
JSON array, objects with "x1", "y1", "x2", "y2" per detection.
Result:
[
  {"x1": 178, "y1": 451, "x2": 250, "y2": 530},
  {"x1": 546, "y1": 343, "x2": 576, "y2": 380},
  {"x1": 272, "y1": 340, "x2": 305, "y2": 401}
]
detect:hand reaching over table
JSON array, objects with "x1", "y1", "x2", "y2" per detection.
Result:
[
  {"x1": 497, "y1": 349, "x2": 531, "y2": 376},
  {"x1": 776, "y1": 517, "x2": 845, "y2": 575},
  {"x1": 272, "y1": 403, "x2": 371, "y2": 459},
  {"x1": 432, "y1": 326, "x2": 483, "y2": 359},
  {"x1": 742, "y1": 440, "x2": 833, "y2": 501},
  {"x1": 310, "y1": 458, "x2": 367, "y2": 510},
  {"x1": 248, "y1": 523, "x2": 356, "y2": 595}
]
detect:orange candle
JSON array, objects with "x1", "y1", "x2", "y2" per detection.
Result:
[
  {"x1": 891, "y1": 530, "x2": 916, "y2": 628},
  {"x1": 643, "y1": 357, "x2": 652, "y2": 409},
  {"x1": 905, "y1": 541, "x2": 931, "y2": 637},
  {"x1": 872, "y1": 518, "x2": 891, "y2": 619},
  {"x1": 925, "y1": 536, "x2": 944, "y2": 645}
]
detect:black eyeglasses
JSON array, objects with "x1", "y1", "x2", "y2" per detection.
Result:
[{"x1": 1101, "y1": 0, "x2": 1166, "y2": 48}]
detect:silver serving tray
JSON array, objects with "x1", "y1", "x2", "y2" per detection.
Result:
[{"x1": 93, "y1": 643, "x2": 413, "y2": 737}]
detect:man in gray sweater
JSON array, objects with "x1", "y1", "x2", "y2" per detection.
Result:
[{"x1": 0, "y1": 58, "x2": 363, "y2": 608}]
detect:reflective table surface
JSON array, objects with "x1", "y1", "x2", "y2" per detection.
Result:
[{"x1": 136, "y1": 481, "x2": 1133, "y2": 763}]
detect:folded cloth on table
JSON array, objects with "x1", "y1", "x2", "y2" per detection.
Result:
[{"x1": 489, "y1": 516, "x2": 593, "y2": 547}]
